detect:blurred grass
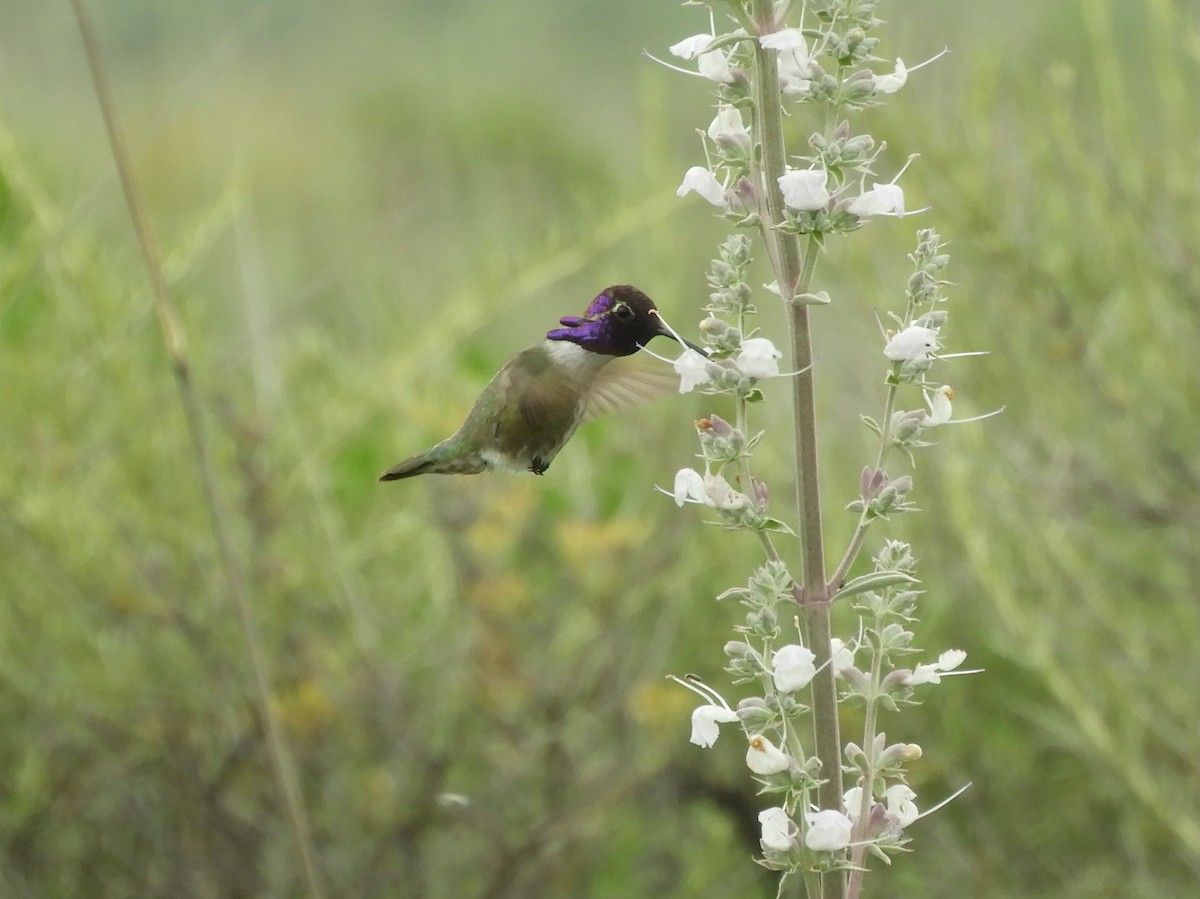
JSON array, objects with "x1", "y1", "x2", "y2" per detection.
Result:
[{"x1": 2, "y1": 0, "x2": 1199, "y2": 896}]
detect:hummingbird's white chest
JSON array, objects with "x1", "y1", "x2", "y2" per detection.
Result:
[{"x1": 542, "y1": 338, "x2": 614, "y2": 378}]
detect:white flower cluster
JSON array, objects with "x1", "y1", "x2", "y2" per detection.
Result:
[{"x1": 670, "y1": 336, "x2": 783, "y2": 394}]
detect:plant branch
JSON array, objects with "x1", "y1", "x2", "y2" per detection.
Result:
[{"x1": 747, "y1": 5, "x2": 843, "y2": 897}]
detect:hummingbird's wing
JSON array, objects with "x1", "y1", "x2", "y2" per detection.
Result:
[
  {"x1": 459, "y1": 347, "x2": 587, "y2": 466},
  {"x1": 582, "y1": 355, "x2": 685, "y2": 423}
]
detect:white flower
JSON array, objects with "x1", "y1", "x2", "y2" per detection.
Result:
[
  {"x1": 707, "y1": 106, "x2": 750, "y2": 145},
  {"x1": 772, "y1": 644, "x2": 816, "y2": 693},
  {"x1": 689, "y1": 703, "x2": 741, "y2": 748},
  {"x1": 669, "y1": 33, "x2": 736, "y2": 82},
  {"x1": 804, "y1": 809, "x2": 854, "y2": 851},
  {"x1": 758, "y1": 807, "x2": 796, "y2": 851},
  {"x1": 830, "y1": 638, "x2": 856, "y2": 676},
  {"x1": 735, "y1": 337, "x2": 783, "y2": 378},
  {"x1": 673, "y1": 347, "x2": 715, "y2": 393},
  {"x1": 761, "y1": 28, "x2": 812, "y2": 92},
  {"x1": 671, "y1": 675, "x2": 741, "y2": 747},
  {"x1": 907, "y1": 648, "x2": 968, "y2": 686},
  {"x1": 676, "y1": 166, "x2": 726, "y2": 207},
  {"x1": 846, "y1": 182, "x2": 906, "y2": 217},
  {"x1": 883, "y1": 325, "x2": 939, "y2": 362},
  {"x1": 778, "y1": 167, "x2": 831, "y2": 211},
  {"x1": 746, "y1": 734, "x2": 790, "y2": 775},
  {"x1": 778, "y1": 47, "x2": 814, "y2": 94},
  {"x1": 843, "y1": 786, "x2": 865, "y2": 820},
  {"x1": 703, "y1": 473, "x2": 743, "y2": 510},
  {"x1": 906, "y1": 664, "x2": 941, "y2": 685},
  {"x1": 668, "y1": 33, "x2": 715, "y2": 59},
  {"x1": 673, "y1": 468, "x2": 707, "y2": 507},
  {"x1": 923, "y1": 385, "x2": 954, "y2": 425},
  {"x1": 697, "y1": 48, "x2": 735, "y2": 83},
  {"x1": 884, "y1": 784, "x2": 919, "y2": 828},
  {"x1": 873, "y1": 58, "x2": 908, "y2": 94},
  {"x1": 759, "y1": 28, "x2": 807, "y2": 52},
  {"x1": 672, "y1": 469, "x2": 748, "y2": 511},
  {"x1": 938, "y1": 648, "x2": 967, "y2": 670}
]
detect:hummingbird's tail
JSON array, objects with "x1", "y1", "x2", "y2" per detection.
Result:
[
  {"x1": 378, "y1": 443, "x2": 489, "y2": 481},
  {"x1": 379, "y1": 454, "x2": 439, "y2": 481}
]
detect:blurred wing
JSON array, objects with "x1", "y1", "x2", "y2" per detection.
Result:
[{"x1": 582, "y1": 355, "x2": 684, "y2": 423}]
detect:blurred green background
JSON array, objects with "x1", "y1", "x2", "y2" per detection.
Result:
[{"x1": 2, "y1": 0, "x2": 1199, "y2": 896}]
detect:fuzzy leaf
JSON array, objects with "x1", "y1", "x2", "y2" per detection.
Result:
[{"x1": 833, "y1": 570, "x2": 919, "y2": 601}]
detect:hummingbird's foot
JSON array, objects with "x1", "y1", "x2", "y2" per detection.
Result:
[{"x1": 529, "y1": 456, "x2": 550, "y2": 475}]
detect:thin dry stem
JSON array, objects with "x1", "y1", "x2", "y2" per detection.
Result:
[{"x1": 69, "y1": 2, "x2": 325, "y2": 895}]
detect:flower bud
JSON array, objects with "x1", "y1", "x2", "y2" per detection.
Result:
[
  {"x1": 745, "y1": 605, "x2": 778, "y2": 636},
  {"x1": 872, "y1": 475, "x2": 914, "y2": 515},
  {"x1": 703, "y1": 413, "x2": 735, "y2": 436},
  {"x1": 876, "y1": 741, "x2": 911, "y2": 769},
  {"x1": 723, "y1": 640, "x2": 756, "y2": 662},
  {"x1": 878, "y1": 622, "x2": 914, "y2": 652},
  {"x1": 750, "y1": 476, "x2": 769, "y2": 509},
  {"x1": 874, "y1": 540, "x2": 916, "y2": 572},
  {"x1": 840, "y1": 664, "x2": 871, "y2": 694},
  {"x1": 843, "y1": 741, "x2": 868, "y2": 770},
  {"x1": 733, "y1": 181, "x2": 758, "y2": 219},
  {"x1": 860, "y1": 466, "x2": 888, "y2": 500},
  {"x1": 890, "y1": 408, "x2": 927, "y2": 442},
  {"x1": 736, "y1": 697, "x2": 775, "y2": 729},
  {"x1": 697, "y1": 414, "x2": 746, "y2": 463},
  {"x1": 843, "y1": 133, "x2": 875, "y2": 157},
  {"x1": 880, "y1": 669, "x2": 911, "y2": 694}
]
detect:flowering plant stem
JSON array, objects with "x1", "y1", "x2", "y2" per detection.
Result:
[{"x1": 745, "y1": 2, "x2": 845, "y2": 877}]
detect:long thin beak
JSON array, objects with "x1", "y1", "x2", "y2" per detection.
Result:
[{"x1": 651, "y1": 311, "x2": 709, "y2": 355}]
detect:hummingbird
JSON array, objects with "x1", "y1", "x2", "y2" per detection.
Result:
[{"x1": 379, "y1": 285, "x2": 705, "y2": 480}]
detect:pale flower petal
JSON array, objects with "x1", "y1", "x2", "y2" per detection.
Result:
[
  {"x1": 884, "y1": 784, "x2": 919, "y2": 828},
  {"x1": 702, "y1": 473, "x2": 744, "y2": 511},
  {"x1": 673, "y1": 347, "x2": 714, "y2": 393},
  {"x1": 759, "y1": 28, "x2": 807, "y2": 52},
  {"x1": 707, "y1": 106, "x2": 750, "y2": 144},
  {"x1": 883, "y1": 325, "x2": 939, "y2": 362},
  {"x1": 778, "y1": 167, "x2": 831, "y2": 211},
  {"x1": 908, "y1": 648, "x2": 967, "y2": 685},
  {"x1": 907, "y1": 662, "x2": 943, "y2": 686},
  {"x1": 669, "y1": 33, "x2": 714, "y2": 60},
  {"x1": 924, "y1": 385, "x2": 954, "y2": 425},
  {"x1": 697, "y1": 49, "x2": 735, "y2": 84},
  {"x1": 676, "y1": 166, "x2": 726, "y2": 207},
  {"x1": 873, "y1": 58, "x2": 908, "y2": 94},
  {"x1": 804, "y1": 809, "x2": 854, "y2": 851},
  {"x1": 690, "y1": 703, "x2": 741, "y2": 747},
  {"x1": 746, "y1": 734, "x2": 790, "y2": 775},
  {"x1": 937, "y1": 649, "x2": 967, "y2": 671},
  {"x1": 843, "y1": 786, "x2": 864, "y2": 820},
  {"x1": 830, "y1": 638, "x2": 856, "y2": 676},
  {"x1": 735, "y1": 337, "x2": 783, "y2": 378},
  {"x1": 758, "y1": 807, "x2": 796, "y2": 851},
  {"x1": 772, "y1": 644, "x2": 817, "y2": 693},
  {"x1": 673, "y1": 468, "x2": 707, "y2": 507},
  {"x1": 846, "y1": 182, "x2": 906, "y2": 217},
  {"x1": 778, "y1": 47, "x2": 814, "y2": 94}
]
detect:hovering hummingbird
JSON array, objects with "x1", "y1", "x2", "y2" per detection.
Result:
[{"x1": 380, "y1": 285, "x2": 705, "y2": 480}]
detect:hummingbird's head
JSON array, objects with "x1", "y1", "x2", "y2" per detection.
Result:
[{"x1": 545, "y1": 285, "x2": 705, "y2": 357}]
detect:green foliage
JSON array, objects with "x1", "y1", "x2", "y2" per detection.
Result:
[{"x1": 1, "y1": 0, "x2": 1198, "y2": 896}]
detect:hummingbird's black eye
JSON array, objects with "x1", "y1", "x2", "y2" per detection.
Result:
[{"x1": 613, "y1": 302, "x2": 635, "y2": 322}]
